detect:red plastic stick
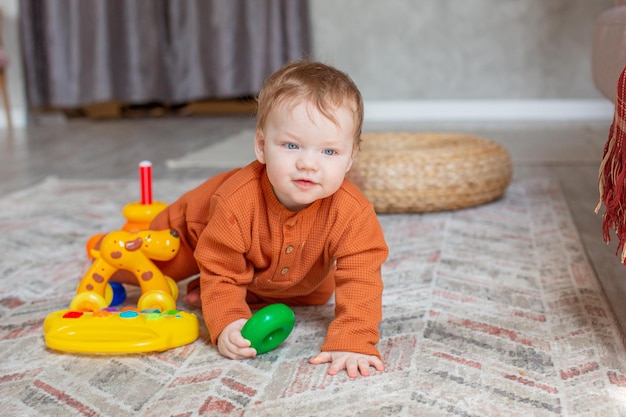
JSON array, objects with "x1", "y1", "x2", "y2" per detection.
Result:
[{"x1": 139, "y1": 161, "x2": 152, "y2": 205}]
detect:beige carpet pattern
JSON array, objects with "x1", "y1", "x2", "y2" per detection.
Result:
[{"x1": 1, "y1": 176, "x2": 626, "y2": 416}]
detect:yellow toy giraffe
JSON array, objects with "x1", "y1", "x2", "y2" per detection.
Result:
[{"x1": 71, "y1": 228, "x2": 181, "y2": 313}]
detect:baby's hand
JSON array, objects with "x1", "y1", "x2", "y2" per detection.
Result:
[
  {"x1": 217, "y1": 319, "x2": 257, "y2": 360},
  {"x1": 309, "y1": 351, "x2": 384, "y2": 378}
]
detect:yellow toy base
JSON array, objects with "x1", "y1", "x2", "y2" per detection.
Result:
[{"x1": 43, "y1": 308, "x2": 199, "y2": 354}]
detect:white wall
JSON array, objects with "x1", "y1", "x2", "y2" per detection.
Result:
[{"x1": 310, "y1": 0, "x2": 616, "y2": 120}]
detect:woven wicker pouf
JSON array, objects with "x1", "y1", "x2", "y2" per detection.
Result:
[{"x1": 347, "y1": 132, "x2": 513, "y2": 213}]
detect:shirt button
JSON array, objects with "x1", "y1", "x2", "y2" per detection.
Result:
[
  {"x1": 285, "y1": 245, "x2": 293, "y2": 254},
  {"x1": 280, "y1": 267, "x2": 289, "y2": 275}
]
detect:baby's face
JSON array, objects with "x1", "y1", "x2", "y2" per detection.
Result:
[{"x1": 254, "y1": 100, "x2": 356, "y2": 211}]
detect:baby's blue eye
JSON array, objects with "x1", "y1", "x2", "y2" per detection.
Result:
[
  {"x1": 323, "y1": 149, "x2": 336, "y2": 156},
  {"x1": 285, "y1": 143, "x2": 298, "y2": 150}
]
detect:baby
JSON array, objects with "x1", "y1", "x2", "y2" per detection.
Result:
[{"x1": 149, "y1": 61, "x2": 389, "y2": 378}]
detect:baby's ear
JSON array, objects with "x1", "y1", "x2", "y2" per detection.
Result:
[
  {"x1": 345, "y1": 156, "x2": 354, "y2": 173},
  {"x1": 254, "y1": 129, "x2": 266, "y2": 164},
  {"x1": 345, "y1": 148, "x2": 358, "y2": 173}
]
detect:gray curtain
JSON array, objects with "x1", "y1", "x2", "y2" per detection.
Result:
[{"x1": 20, "y1": 0, "x2": 311, "y2": 108}]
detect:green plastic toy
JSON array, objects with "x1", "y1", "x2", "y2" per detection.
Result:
[{"x1": 241, "y1": 304, "x2": 295, "y2": 354}]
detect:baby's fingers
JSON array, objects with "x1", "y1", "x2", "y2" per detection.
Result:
[
  {"x1": 218, "y1": 319, "x2": 257, "y2": 359},
  {"x1": 357, "y1": 356, "x2": 384, "y2": 377},
  {"x1": 228, "y1": 332, "x2": 256, "y2": 358},
  {"x1": 309, "y1": 352, "x2": 332, "y2": 366},
  {"x1": 310, "y1": 352, "x2": 346, "y2": 376},
  {"x1": 230, "y1": 330, "x2": 251, "y2": 348},
  {"x1": 370, "y1": 356, "x2": 385, "y2": 372}
]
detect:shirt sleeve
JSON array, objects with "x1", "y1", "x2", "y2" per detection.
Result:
[
  {"x1": 149, "y1": 198, "x2": 202, "y2": 281},
  {"x1": 195, "y1": 195, "x2": 254, "y2": 344},
  {"x1": 321, "y1": 205, "x2": 388, "y2": 358},
  {"x1": 148, "y1": 170, "x2": 239, "y2": 281}
]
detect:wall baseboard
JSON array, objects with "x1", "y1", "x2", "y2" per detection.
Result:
[
  {"x1": 1, "y1": 100, "x2": 614, "y2": 128},
  {"x1": 363, "y1": 99, "x2": 614, "y2": 122}
]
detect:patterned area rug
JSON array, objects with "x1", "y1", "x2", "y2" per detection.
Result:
[{"x1": 1, "y1": 177, "x2": 626, "y2": 416}]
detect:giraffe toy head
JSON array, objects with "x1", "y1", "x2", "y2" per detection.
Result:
[{"x1": 99, "y1": 229, "x2": 180, "y2": 265}]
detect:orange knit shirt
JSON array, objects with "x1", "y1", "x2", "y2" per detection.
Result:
[{"x1": 150, "y1": 161, "x2": 388, "y2": 357}]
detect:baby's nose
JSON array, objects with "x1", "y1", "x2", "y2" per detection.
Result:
[{"x1": 297, "y1": 152, "x2": 319, "y2": 170}]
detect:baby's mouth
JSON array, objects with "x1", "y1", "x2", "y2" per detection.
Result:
[{"x1": 294, "y1": 179, "x2": 316, "y2": 189}]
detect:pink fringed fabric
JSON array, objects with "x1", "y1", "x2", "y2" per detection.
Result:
[{"x1": 597, "y1": 65, "x2": 626, "y2": 263}]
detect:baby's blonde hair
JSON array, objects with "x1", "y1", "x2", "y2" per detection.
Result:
[{"x1": 256, "y1": 61, "x2": 364, "y2": 151}]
